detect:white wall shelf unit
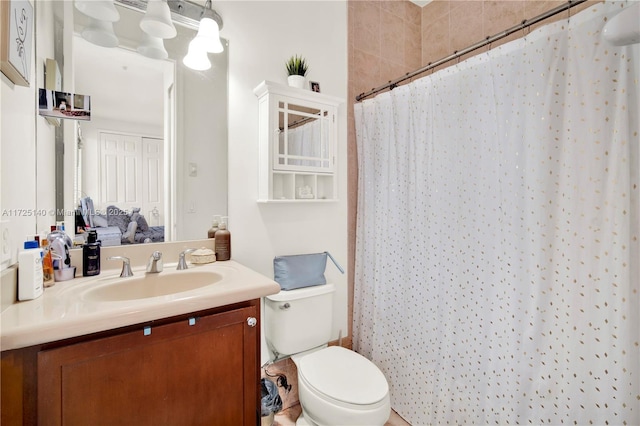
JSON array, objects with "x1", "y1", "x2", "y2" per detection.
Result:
[{"x1": 254, "y1": 80, "x2": 343, "y2": 203}]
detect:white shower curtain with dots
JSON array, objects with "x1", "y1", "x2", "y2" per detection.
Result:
[{"x1": 353, "y1": 2, "x2": 639, "y2": 425}]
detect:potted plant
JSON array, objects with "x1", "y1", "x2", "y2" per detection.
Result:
[{"x1": 286, "y1": 55, "x2": 308, "y2": 89}]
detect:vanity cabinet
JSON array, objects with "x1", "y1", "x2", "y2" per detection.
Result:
[
  {"x1": 1, "y1": 301, "x2": 260, "y2": 426},
  {"x1": 254, "y1": 80, "x2": 343, "y2": 202}
]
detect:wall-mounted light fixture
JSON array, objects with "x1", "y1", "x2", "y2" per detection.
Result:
[
  {"x1": 137, "y1": 32, "x2": 169, "y2": 60},
  {"x1": 75, "y1": 0, "x2": 120, "y2": 22},
  {"x1": 74, "y1": 0, "x2": 224, "y2": 70},
  {"x1": 191, "y1": 0, "x2": 224, "y2": 53},
  {"x1": 182, "y1": 0, "x2": 224, "y2": 70},
  {"x1": 75, "y1": 0, "x2": 120, "y2": 47},
  {"x1": 139, "y1": 0, "x2": 177, "y2": 39},
  {"x1": 81, "y1": 18, "x2": 120, "y2": 48},
  {"x1": 183, "y1": 39, "x2": 212, "y2": 71}
]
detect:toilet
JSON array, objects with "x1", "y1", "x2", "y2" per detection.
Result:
[{"x1": 264, "y1": 284, "x2": 391, "y2": 426}]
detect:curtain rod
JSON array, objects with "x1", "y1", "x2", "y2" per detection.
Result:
[{"x1": 355, "y1": 0, "x2": 588, "y2": 102}]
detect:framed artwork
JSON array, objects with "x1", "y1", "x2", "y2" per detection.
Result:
[
  {"x1": 310, "y1": 81, "x2": 321, "y2": 93},
  {"x1": 1, "y1": 0, "x2": 33, "y2": 87}
]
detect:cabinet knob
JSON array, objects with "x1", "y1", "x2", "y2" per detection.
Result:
[{"x1": 247, "y1": 317, "x2": 257, "y2": 327}]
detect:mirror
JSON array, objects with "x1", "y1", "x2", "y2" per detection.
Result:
[{"x1": 37, "y1": 1, "x2": 228, "y2": 244}]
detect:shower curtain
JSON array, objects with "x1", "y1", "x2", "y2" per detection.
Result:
[{"x1": 353, "y1": 2, "x2": 639, "y2": 425}]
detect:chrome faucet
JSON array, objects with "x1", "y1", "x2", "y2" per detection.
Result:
[
  {"x1": 177, "y1": 249, "x2": 197, "y2": 270},
  {"x1": 108, "y1": 256, "x2": 134, "y2": 278},
  {"x1": 146, "y1": 251, "x2": 163, "y2": 273}
]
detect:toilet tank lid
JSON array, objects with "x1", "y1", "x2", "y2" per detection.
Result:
[
  {"x1": 265, "y1": 283, "x2": 335, "y2": 302},
  {"x1": 298, "y1": 346, "x2": 389, "y2": 405}
]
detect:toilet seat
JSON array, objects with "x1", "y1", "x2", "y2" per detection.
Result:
[{"x1": 297, "y1": 346, "x2": 389, "y2": 406}]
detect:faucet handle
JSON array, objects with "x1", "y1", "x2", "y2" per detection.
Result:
[
  {"x1": 108, "y1": 256, "x2": 134, "y2": 278},
  {"x1": 177, "y1": 249, "x2": 197, "y2": 270},
  {"x1": 147, "y1": 251, "x2": 163, "y2": 273}
]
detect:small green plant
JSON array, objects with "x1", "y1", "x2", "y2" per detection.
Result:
[{"x1": 285, "y1": 55, "x2": 308, "y2": 77}]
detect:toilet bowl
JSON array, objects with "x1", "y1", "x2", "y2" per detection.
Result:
[
  {"x1": 264, "y1": 284, "x2": 391, "y2": 426},
  {"x1": 292, "y1": 346, "x2": 390, "y2": 426}
]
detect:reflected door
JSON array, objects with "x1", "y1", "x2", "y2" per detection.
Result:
[{"x1": 99, "y1": 132, "x2": 163, "y2": 220}]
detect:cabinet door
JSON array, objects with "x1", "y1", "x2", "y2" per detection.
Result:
[{"x1": 37, "y1": 306, "x2": 258, "y2": 426}]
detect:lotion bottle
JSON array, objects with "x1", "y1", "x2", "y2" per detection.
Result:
[
  {"x1": 18, "y1": 240, "x2": 44, "y2": 301},
  {"x1": 214, "y1": 221, "x2": 231, "y2": 261}
]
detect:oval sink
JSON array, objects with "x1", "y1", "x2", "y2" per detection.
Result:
[{"x1": 83, "y1": 271, "x2": 224, "y2": 302}]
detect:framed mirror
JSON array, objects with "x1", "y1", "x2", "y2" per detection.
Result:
[{"x1": 36, "y1": 1, "x2": 228, "y2": 245}]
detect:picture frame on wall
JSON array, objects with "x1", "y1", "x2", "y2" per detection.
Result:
[
  {"x1": 1, "y1": 0, "x2": 33, "y2": 87},
  {"x1": 38, "y1": 89, "x2": 92, "y2": 121},
  {"x1": 310, "y1": 81, "x2": 321, "y2": 93}
]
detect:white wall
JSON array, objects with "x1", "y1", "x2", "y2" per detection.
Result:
[
  {"x1": 217, "y1": 0, "x2": 349, "y2": 350},
  {"x1": 1, "y1": 0, "x2": 43, "y2": 271}
]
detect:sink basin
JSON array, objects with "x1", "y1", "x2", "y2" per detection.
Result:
[{"x1": 82, "y1": 271, "x2": 224, "y2": 302}]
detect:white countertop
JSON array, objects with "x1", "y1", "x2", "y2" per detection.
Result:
[{"x1": 0, "y1": 260, "x2": 280, "y2": 351}]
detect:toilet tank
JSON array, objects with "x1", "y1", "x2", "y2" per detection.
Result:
[{"x1": 265, "y1": 284, "x2": 335, "y2": 357}]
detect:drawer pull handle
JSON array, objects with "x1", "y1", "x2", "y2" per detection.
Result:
[{"x1": 247, "y1": 317, "x2": 257, "y2": 327}]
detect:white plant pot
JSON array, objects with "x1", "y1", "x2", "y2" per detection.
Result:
[{"x1": 287, "y1": 75, "x2": 306, "y2": 89}]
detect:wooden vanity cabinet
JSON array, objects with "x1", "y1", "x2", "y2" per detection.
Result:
[{"x1": 1, "y1": 301, "x2": 260, "y2": 426}]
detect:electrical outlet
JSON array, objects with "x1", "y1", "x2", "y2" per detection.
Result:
[{"x1": 1, "y1": 220, "x2": 11, "y2": 266}]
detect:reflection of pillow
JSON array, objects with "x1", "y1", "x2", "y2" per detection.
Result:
[
  {"x1": 93, "y1": 214, "x2": 108, "y2": 228},
  {"x1": 122, "y1": 221, "x2": 137, "y2": 244},
  {"x1": 136, "y1": 214, "x2": 149, "y2": 232},
  {"x1": 106, "y1": 205, "x2": 130, "y2": 234},
  {"x1": 130, "y1": 211, "x2": 140, "y2": 224}
]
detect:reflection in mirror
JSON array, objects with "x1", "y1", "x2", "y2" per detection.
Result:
[
  {"x1": 277, "y1": 103, "x2": 331, "y2": 170},
  {"x1": 39, "y1": 1, "x2": 228, "y2": 245}
]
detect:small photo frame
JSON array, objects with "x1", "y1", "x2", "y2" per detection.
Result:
[
  {"x1": 310, "y1": 81, "x2": 320, "y2": 93},
  {"x1": 39, "y1": 89, "x2": 92, "y2": 121},
  {"x1": 0, "y1": 0, "x2": 33, "y2": 87}
]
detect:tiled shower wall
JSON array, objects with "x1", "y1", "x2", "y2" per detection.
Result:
[{"x1": 346, "y1": 0, "x2": 599, "y2": 340}]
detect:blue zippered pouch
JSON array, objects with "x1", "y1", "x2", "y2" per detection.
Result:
[{"x1": 273, "y1": 251, "x2": 345, "y2": 291}]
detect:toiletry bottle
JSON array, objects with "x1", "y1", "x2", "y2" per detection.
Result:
[
  {"x1": 41, "y1": 238, "x2": 55, "y2": 288},
  {"x1": 215, "y1": 220, "x2": 231, "y2": 261},
  {"x1": 82, "y1": 230, "x2": 101, "y2": 277},
  {"x1": 207, "y1": 215, "x2": 220, "y2": 239},
  {"x1": 18, "y1": 240, "x2": 44, "y2": 301}
]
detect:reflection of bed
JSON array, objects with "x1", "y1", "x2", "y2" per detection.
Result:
[
  {"x1": 131, "y1": 225, "x2": 165, "y2": 244},
  {"x1": 79, "y1": 198, "x2": 164, "y2": 245}
]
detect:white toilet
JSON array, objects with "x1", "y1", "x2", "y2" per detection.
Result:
[{"x1": 264, "y1": 284, "x2": 391, "y2": 426}]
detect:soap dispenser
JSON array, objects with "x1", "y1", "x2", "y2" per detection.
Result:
[
  {"x1": 82, "y1": 230, "x2": 101, "y2": 277},
  {"x1": 207, "y1": 215, "x2": 220, "y2": 239},
  {"x1": 214, "y1": 217, "x2": 231, "y2": 261}
]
